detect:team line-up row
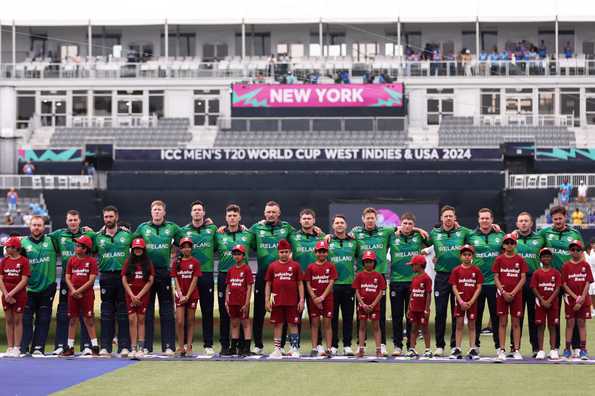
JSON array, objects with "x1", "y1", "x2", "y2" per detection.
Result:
[{"x1": 0, "y1": 201, "x2": 593, "y2": 361}]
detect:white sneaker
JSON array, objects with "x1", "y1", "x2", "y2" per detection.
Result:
[
  {"x1": 135, "y1": 349, "x2": 145, "y2": 359},
  {"x1": 52, "y1": 347, "x2": 64, "y2": 356},
  {"x1": 513, "y1": 350, "x2": 523, "y2": 360},
  {"x1": 129, "y1": 350, "x2": 136, "y2": 359},
  {"x1": 204, "y1": 347, "x2": 215, "y2": 356},
  {"x1": 142, "y1": 348, "x2": 150, "y2": 355},
  {"x1": 392, "y1": 347, "x2": 402, "y2": 356},
  {"x1": 253, "y1": 347, "x2": 263, "y2": 355},
  {"x1": 434, "y1": 347, "x2": 444, "y2": 357},
  {"x1": 32, "y1": 349, "x2": 44, "y2": 356},
  {"x1": 165, "y1": 348, "x2": 175, "y2": 357},
  {"x1": 12, "y1": 348, "x2": 21, "y2": 358},
  {"x1": 269, "y1": 347, "x2": 283, "y2": 359},
  {"x1": 380, "y1": 344, "x2": 388, "y2": 357},
  {"x1": 343, "y1": 346, "x2": 354, "y2": 356},
  {"x1": 549, "y1": 349, "x2": 560, "y2": 360},
  {"x1": 120, "y1": 348, "x2": 130, "y2": 358},
  {"x1": 99, "y1": 348, "x2": 110, "y2": 357},
  {"x1": 288, "y1": 347, "x2": 300, "y2": 358},
  {"x1": 535, "y1": 350, "x2": 546, "y2": 360},
  {"x1": 573, "y1": 348, "x2": 581, "y2": 358},
  {"x1": 4, "y1": 347, "x2": 13, "y2": 356},
  {"x1": 330, "y1": 347, "x2": 338, "y2": 356},
  {"x1": 316, "y1": 345, "x2": 325, "y2": 354},
  {"x1": 82, "y1": 347, "x2": 92, "y2": 356},
  {"x1": 497, "y1": 349, "x2": 506, "y2": 361}
]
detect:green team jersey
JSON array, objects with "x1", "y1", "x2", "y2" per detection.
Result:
[
  {"x1": 290, "y1": 229, "x2": 325, "y2": 272},
  {"x1": 328, "y1": 235, "x2": 358, "y2": 285},
  {"x1": 135, "y1": 221, "x2": 180, "y2": 269},
  {"x1": 216, "y1": 227, "x2": 254, "y2": 273},
  {"x1": 467, "y1": 229, "x2": 504, "y2": 285},
  {"x1": 249, "y1": 221, "x2": 295, "y2": 273},
  {"x1": 49, "y1": 228, "x2": 95, "y2": 266},
  {"x1": 93, "y1": 228, "x2": 134, "y2": 272},
  {"x1": 178, "y1": 223, "x2": 218, "y2": 272},
  {"x1": 538, "y1": 225, "x2": 584, "y2": 270},
  {"x1": 352, "y1": 226, "x2": 394, "y2": 274},
  {"x1": 21, "y1": 235, "x2": 57, "y2": 293},
  {"x1": 428, "y1": 226, "x2": 472, "y2": 273},
  {"x1": 389, "y1": 231, "x2": 428, "y2": 283},
  {"x1": 516, "y1": 231, "x2": 545, "y2": 274}
]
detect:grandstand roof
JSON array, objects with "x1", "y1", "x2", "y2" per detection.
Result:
[{"x1": 2, "y1": 0, "x2": 595, "y2": 25}]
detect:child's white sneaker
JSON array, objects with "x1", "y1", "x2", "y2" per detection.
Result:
[
  {"x1": 343, "y1": 346, "x2": 354, "y2": 356},
  {"x1": 269, "y1": 347, "x2": 283, "y2": 359},
  {"x1": 497, "y1": 349, "x2": 506, "y2": 361},
  {"x1": 316, "y1": 345, "x2": 324, "y2": 354},
  {"x1": 380, "y1": 344, "x2": 388, "y2": 357},
  {"x1": 288, "y1": 347, "x2": 300, "y2": 358},
  {"x1": 330, "y1": 347, "x2": 338, "y2": 356},
  {"x1": 135, "y1": 349, "x2": 145, "y2": 359},
  {"x1": 535, "y1": 350, "x2": 546, "y2": 360},
  {"x1": 573, "y1": 348, "x2": 581, "y2": 358},
  {"x1": 549, "y1": 349, "x2": 559, "y2": 360},
  {"x1": 513, "y1": 350, "x2": 523, "y2": 360}
]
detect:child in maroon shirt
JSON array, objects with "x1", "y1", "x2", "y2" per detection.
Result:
[
  {"x1": 353, "y1": 250, "x2": 386, "y2": 358},
  {"x1": 406, "y1": 255, "x2": 432, "y2": 359},
  {"x1": 225, "y1": 244, "x2": 254, "y2": 356},
  {"x1": 0, "y1": 237, "x2": 30, "y2": 357},
  {"x1": 265, "y1": 240, "x2": 304, "y2": 358},
  {"x1": 171, "y1": 237, "x2": 201, "y2": 357}
]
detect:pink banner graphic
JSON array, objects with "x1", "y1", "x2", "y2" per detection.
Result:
[{"x1": 232, "y1": 83, "x2": 404, "y2": 108}]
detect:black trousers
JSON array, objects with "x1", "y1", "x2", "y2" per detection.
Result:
[
  {"x1": 55, "y1": 273, "x2": 91, "y2": 351},
  {"x1": 434, "y1": 271, "x2": 456, "y2": 349},
  {"x1": 21, "y1": 283, "x2": 56, "y2": 354},
  {"x1": 331, "y1": 284, "x2": 355, "y2": 348},
  {"x1": 99, "y1": 272, "x2": 130, "y2": 352},
  {"x1": 390, "y1": 281, "x2": 412, "y2": 349},
  {"x1": 217, "y1": 272, "x2": 230, "y2": 349},
  {"x1": 145, "y1": 267, "x2": 175, "y2": 352},
  {"x1": 513, "y1": 275, "x2": 538, "y2": 352},
  {"x1": 475, "y1": 284, "x2": 500, "y2": 350},
  {"x1": 252, "y1": 273, "x2": 266, "y2": 349},
  {"x1": 196, "y1": 272, "x2": 215, "y2": 348}
]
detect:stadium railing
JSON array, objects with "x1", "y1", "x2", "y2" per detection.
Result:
[
  {"x1": 506, "y1": 173, "x2": 595, "y2": 190},
  {"x1": 217, "y1": 116, "x2": 408, "y2": 133},
  {"x1": 0, "y1": 175, "x2": 96, "y2": 190}
]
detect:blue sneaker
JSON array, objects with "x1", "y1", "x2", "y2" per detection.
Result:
[
  {"x1": 579, "y1": 350, "x2": 589, "y2": 361},
  {"x1": 563, "y1": 349, "x2": 572, "y2": 359}
]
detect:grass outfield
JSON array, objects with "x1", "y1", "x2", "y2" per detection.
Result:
[{"x1": 55, "y1": 361, "x2": 595, "y2": 396}]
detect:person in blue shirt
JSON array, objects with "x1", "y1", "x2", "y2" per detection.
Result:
[
  {"x1": 563, "y1": 42, "x2": 573, "y2": 59},
  {"x1": 559, "y1": 178, "x2": 573, "y2": 208}
]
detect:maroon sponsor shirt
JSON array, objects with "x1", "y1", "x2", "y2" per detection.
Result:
[
  {"x1": 408, "y1": 272, "x2": 432, "y2": 312},
  {"x1": 265, "y1": 260, "x2": 302, "y2": 306},
  {"x1": 170, "y1": 257, "x2": 202, "y2": 300},
  {"x1": 449, "y1": 264, "x2": 483, "y2": 302},
  {"x1": 562, "y1": 260, "x2": 594, "y2": 301},
  {"x1": 530, "y1": 267, "x2": 562, "y2": 300},
  {"x1": 304, "y1": 261, "x2": 338, "y2": 297},
  {"x1": 352, "y1": 270, "x2": 386, "y2": 305},
  {"x1": 492, "y1": 254, "x2": 528, "y2": 291},
  {"x1": 121, "y1": 259, "x2": 155, "y2": 294},
  {"x1": 0, "y1": 256, "x2": 31, "y2": 288},
  {"x1": 66, "y1": 256, "x2": 98, "y2": 288},
  {"x1": 226, "y1": 263, "x2": 254, "y2": 306}
]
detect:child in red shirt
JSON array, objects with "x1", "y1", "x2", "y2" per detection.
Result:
[
  {"x1": 63, "y1": 236, "x2": 99, "y2": 356},
  {"x1": 171, "y1": 237, "x2": 201, "y2": 357},
  {"x1": 561, "y1": 240, "x2": 593, "y2": 360},
  {"x1": 304, "y1": 240, "x2": 337, "y2": 357},
  {"x1": 449, "y1": 245, "x2": 483, "y2": 360},
  {"x1": 493, "y1": 233, "x2": 528, "y2": 361},
  {"x1": 405, "y1": 255, "x2": 432, "y2": 359},
  {"x1": 530, "y1": 247, "x2": 561, "y2": 360},
  {"x1": 265, "y1": 239, "x2": 304, "y2": 358},
  {"x1": 121, "y1": 238, "x2": 155, "y2": 359},
  {"x1": 353, "y1": 250, "x2": 386, "y2": 358},
  {"x1": 224, "y1": 244, "x2": 254, "y2": 356},
  {"x1": 0, "y1": 237, "x2": 30, "y2": 357}
]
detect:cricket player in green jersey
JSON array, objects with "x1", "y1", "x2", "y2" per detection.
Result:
[
  {"x1": 49, "y1": 210, "x2": 93, "y2": 355},
  {"x1": 467, "y1": 208, "x2": 504, "y2": 353},
  {"x1": 177, "y1": 200, "x2": 218, "y2": 355},
  {"x1": 216, "y1": 204, "x2": 254, "y2": 355},
  {"x1": 250, "y1": 201, "x2": 295, "y2": 353},
  {"x1": 328, "y1": 214, "x2": 358, "y2": 356},
  {"x1": 20, "y1": 215, "x2": 57, "y2": 355},
  {"x1": 94, "y1": 206, "x2": 133, "y2": 356},
  {"x1": 134, "y1": 200, "x2": 179, "y2": 355}
]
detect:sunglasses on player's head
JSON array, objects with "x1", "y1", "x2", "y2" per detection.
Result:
[{"x1": 569, "y1": 247, "x2": 581, "y2": 252}]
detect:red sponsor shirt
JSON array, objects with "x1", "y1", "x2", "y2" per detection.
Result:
[
  {"x1": 265, "y1": 260, "x2": 302, "y2": 306},
  {"x1": 449, "y1": 264, "x2": 483, "y2": 302},
  {"x1": 352, "y1": 270, "x2": 386, "y2": 305},
  {"x1": 530, "y1": 267, "x2": 562, "y2": 300},
  {"x1": 66, "y1": 256, "x2": 98, "y2": 288},
  {"x1": 121, "y1": 259, "x2": 155, "y2": 293},
  {"x1": 304, "y1": 261, "x2": 338, "y2": 297},
  {"x1": 561, "y1": 260, "x2": 594, "y2": 298},
  {"x1": 408, "y1": 272, "x2": 432, "y2": 312},
  {"x1": 226, "y1": 263, "x2": 254, "y2": 306},
  {"x1": 0, "y1": 256, "x2": 31, "y2": 289},
  {"x1": 170, "y1": 257, "x2": 202, "y2": 299},
  {"x1": 492, "y1": 254, "x2": 528, "y2": 291}
]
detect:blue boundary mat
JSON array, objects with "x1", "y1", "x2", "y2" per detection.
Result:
[{"x1": 0, "y1": 358, "x2": 136, "y2": 396}]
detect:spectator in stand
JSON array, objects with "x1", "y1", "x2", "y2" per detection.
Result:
[
  {"x1": 563, "y1": 42, "x2": 573, "y2": 59},
  {"x1": 559, "y1": 178, "x2": 573, "y2": 208},
  {"x1": 588, "y1": 209, "x2": 595, "y2": 225},
  {"x1": 577, "y1": 181, "x2": 588, "y2": 204},
  {"x1": 23, "y1": 211, "x2": 32, "y2": 227},
  {"x1": 3, "y1": 213, "x2": 13, "y2": 225},
  {"x1": 81, "y1": 160, "x2": 96, "y2": 176},
  {"x1": 538, "y1": 40, "x2": 547, "y2": 59},
  {"x1": 571, "y1": 208, "x2": 584, "y2": 228},
  {"x1": 546, "y1": 211, "x2": 553, "y2": 224},
  {"x1": 285, "y1": 71, "x2": 297, "y2": 84},
  {"x1": 22, "y1": 161, "x2": 35, "y2": 175},
  {"x1": 12, "y1": 210, "x2": 24, "y2": 226},
  {"x1": 462, "y1": 49, "x2": 473, "y2": 76},
  {"x1": 6, "y1": 188, "x2": 18, "y2": 213}
]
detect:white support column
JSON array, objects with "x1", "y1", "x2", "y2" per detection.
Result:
[
  {"x1": 475, "y1": 17, "x2": 480, "y2": 56},
  {"x1": 88, "y1": 20, "x2": 92, "y2": 58},
  {"x1": 319, "y1": 19, "x2": 323, "y2": 58},
  {"x1": 12, "y1": 21, "x2": 16, "y2": 66},
  {"x1": 397, "y1": 17, "x2": 401, "y2": 49},
  {"x1": 241, "y1": 19, "x2": 246, "y2": 59},
  {"x1": 0, "y1": 20, "x2": 3, "y2": 65},
  {"x1": 555, "y1": 16, "x2": 559, "y2": 66},
  {"x1": 164, "y1": 19, "x2": 169, "y2": 77}
]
